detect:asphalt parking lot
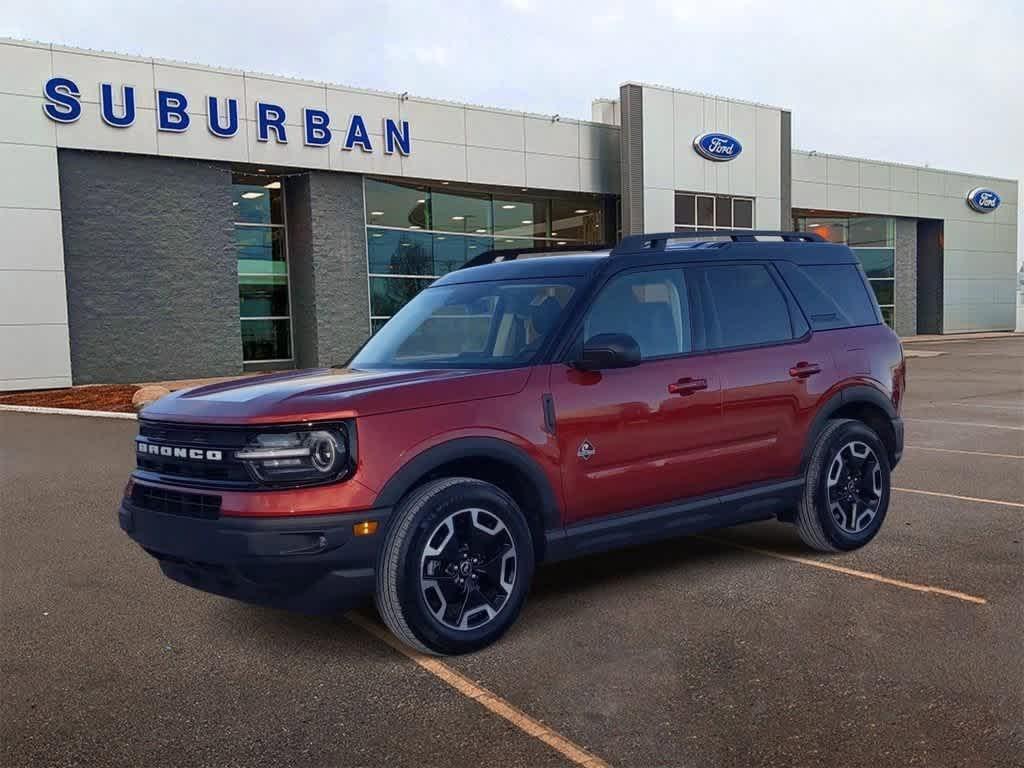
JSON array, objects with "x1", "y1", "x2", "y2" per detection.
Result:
[{"x1": 2, "y1": 337, "x2": 1022, "y2": 768}]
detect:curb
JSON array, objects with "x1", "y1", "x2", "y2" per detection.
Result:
[{"x1": 0, "y1": 404, "x2": 137, "y2": 420}]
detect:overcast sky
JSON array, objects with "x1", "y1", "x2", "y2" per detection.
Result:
[{"x1": 4, "y1": 0, "x2": 1021, "y2": 263}]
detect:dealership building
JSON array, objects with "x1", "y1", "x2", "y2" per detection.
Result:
[{"x1": 0, "y1": 37, "x2": 1019, "y2": 391}]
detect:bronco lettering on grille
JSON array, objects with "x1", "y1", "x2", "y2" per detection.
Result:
[{"x1": 136, "y1": 442, "x2": 223, "y2": 461}]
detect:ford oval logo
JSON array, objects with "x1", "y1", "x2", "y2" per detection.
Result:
[
  {"x1": 693, "y1": 132, "x2": 742, "y2": 162},
  {"x1": 966, "y1": 187, "x2": 1001, "y2": 213}
]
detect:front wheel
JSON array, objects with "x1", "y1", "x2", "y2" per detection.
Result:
[
  {"x1": 796, "y1": 419, "x2": 892, "y2": 552},
  {"x1": 375, "y1": 477, "x2": 534, "y2": 655}
]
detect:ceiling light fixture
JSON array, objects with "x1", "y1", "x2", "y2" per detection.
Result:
[
  {"x1": 501, "y1": 204, "x2": 516, "y2": 210},
  {"x1": 521, "y1": 219, "x2": 532, "y2": 224},
  {"x1": 241, "y1": 192, "x2": 264, "y2": 199},
  {"x1": 416, "y1": 198, "x2": 426, "y2": 204},
  {"x1": 574, "y1": 209, "x2": 588, "y2": 214},
  {"x1": 551, "y1": 232, "x2": 558, "y2": 236},
  {"x1": 409, "y1": 225, "x2": 421, "y2": 229},
  {"x1": 370, "y1": 211, "x2": 384, "y2": 216},
  {"x1": 557, "y1": 241, "x2": 567, "y2": 245},
  {"x1": 475, "y1": 228, "x2": 487, "y2": 233},
  {"x1": 257, "y1": 168, "x2": 267, "y2": 172},
  {"x1": 451, "y1": 215, "x2": 465, "y2": 221},
  {"x1": 263, "y1": 181, "x2": 281, "y2": 189}
]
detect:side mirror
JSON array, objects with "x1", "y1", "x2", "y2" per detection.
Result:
[{"x1": 574, "y1": 333, "x2": 642, "y2": 371}]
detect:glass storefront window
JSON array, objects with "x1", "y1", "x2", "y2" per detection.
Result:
[
  {"x1": 365, "y1": 179, "x2": 430, "y2": 229},
  {"x1": 432, "y1": 189, "x2": 492, "y2": 234},
  {"x1": 234, "y1": 173, "x2": 292, "y2": 362},
  {"x1": 233, "y1": 181, "x2": 283, "y2": 225},
  {"x1": 673, "y1": 192, "x2": 755, "y2": 232},
  {"x1": 365, "y1": 178, "x2": 609, "y2": 320}
]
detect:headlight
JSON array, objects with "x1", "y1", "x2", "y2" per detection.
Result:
[{"x1": 235, "y1": 425, "x2": 352, "y2": 485}]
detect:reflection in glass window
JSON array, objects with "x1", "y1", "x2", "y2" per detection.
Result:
[
  {"x1": 673, "y1": 192, "x2": 754, "y2": 231},
  {"x1": 234, "y1": 173, "x2": 291, "y2": 363},
  {"x1": 584, "y1": 269, "x2": 690, "y2": 359},
  {"x1": 432, "y1": 189, "x2": 492, "y2": 234},
  {"x1": 370, "y1": 276, "x2": 433, "y2": 317},
  {"x1": 242, "y1": 319, "x2": 292, "y2": 363},
  {"x1": 794, "y1": 214, "x2": 896, "y2": 328},
  {"x1": 365, "y1": 179, "x2": 429, "y2": 229},
  {"x1": 365, "y1": 178, "x2": 609, "y2": 322}
]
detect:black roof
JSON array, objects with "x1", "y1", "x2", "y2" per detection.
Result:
[{"x1": 437, "y1": 230, "x2": 858, "y2": 285}]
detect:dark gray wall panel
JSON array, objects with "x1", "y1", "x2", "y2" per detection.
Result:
[
  {"x1": 780, "y1": 111, "x2": 792, "y2": 227},
  {"x1": 58, "y1": 150, "x2": 241, "y2": 384},
  {"x1": 284, "y1": 173, "x2": 319, "y2": 369},
  {"x1": 916, "y1": 219, "x2": 944, "y2": 335},
  {"x1": 619, "y1": 84, "x2": 644, "y2": 236},
  {"x1": 894, "y1": 218, "x2": 918, "y2": 337},
  {"x1": 284, "y1": 171, "x2": 369, "y2": 368}
]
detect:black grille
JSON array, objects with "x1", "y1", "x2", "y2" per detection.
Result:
[
  {"x1": 131, "y1": 484, "x2": 221, "y2": 519},
  {"x1": 136, "y1": 420, "x2": 252, "y2": 486}
]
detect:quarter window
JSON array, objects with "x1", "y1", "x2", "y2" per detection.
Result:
[
  {"x1": 692, "y1": 264, "x2": 793, "y2": 349},
  {"x1": 583, "y1": 269, "x2": 691, "y2": 359}
]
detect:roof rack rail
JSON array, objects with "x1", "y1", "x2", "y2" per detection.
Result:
[
  {"x1": 459, "y1": 242, "x2": 611, "y2": 269},
  {"x1": 613, "y1": 229, "x2": 824, "y2": 254}
]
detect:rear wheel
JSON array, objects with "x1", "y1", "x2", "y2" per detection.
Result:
[
  {"x1": 375, "y1": 477, "x2": 534, "y2": 655},
  {"x1": 796, "y1": 419, "x2": 891, "y2": 552}
]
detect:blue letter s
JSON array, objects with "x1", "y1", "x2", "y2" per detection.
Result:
[{"x1": 42, "y1": 77, "x2": 82, "y2": 123}]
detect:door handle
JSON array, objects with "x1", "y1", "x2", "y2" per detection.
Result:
[
  {"x1": 789, "y1": 362, "x2": 822, "y2": 379},
  {"x1": 668, "y1": 377, "x2": 708, "y2": 396}
]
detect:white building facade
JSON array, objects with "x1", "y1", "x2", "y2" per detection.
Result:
[{"x1": 0, "y1": 39, "x2": 1018, "y2": 390}]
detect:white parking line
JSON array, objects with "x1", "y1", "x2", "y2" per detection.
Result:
[
  {"x1": 903, "y1": 417, "x2": 1024, "y2": 431},
  {"x1": 905, "y1": 445, "x2": 1023, "y2": 460},
  {"x1": 348, "y1": 612, "x2": 611, "y2": 768},
  {"x1": 893, "y1": 487, "x2": 1024, "y2": 509},
  {"x1": 701, "y1": 536, "x2": 987, "y2": 605}
]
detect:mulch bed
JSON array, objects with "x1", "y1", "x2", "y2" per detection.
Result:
[{"x1": 0, "y1": 384, "x2": 140, "y2": 413}]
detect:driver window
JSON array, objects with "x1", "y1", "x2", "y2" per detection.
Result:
[{"x1": 583, "y1": 269, "x2": 690, "y2": 359}]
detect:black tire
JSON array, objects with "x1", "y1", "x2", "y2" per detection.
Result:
[
  {"x1": 796, "y1": 419, "x2": 892, "y2": 552},
  {"x1": 374, "y1": 477, "x2": 535, "y2": 655}
]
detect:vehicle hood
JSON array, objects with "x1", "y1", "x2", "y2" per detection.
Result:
[{"x1": 141, "y1": 366, "x2": 531, "y2": 425}]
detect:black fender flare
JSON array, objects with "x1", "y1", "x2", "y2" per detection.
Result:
[
  {"x1": 374, "y1": 437, "x2": 562, "y2": 532},
  {"x1": 801, "y1": 385, "x2": 897, "y2": 471}
]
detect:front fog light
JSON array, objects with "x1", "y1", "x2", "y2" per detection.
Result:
[{"x1": 235, "y1": 427, "x2": 348, "y2": 484}]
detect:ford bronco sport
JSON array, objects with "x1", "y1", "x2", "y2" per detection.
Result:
[{"x1": 121, "y1": 230, "x2": 905, "y2": 655}]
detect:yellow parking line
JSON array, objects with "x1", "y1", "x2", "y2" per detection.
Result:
[
  {"x1": 893, "y1": 486, "x2": 1024, "y2": 509},
  {"x1": 701, "y1": 537, "x2": 987, "y2": 605},
  {"x1": 904, "y1": 445, "x2": 1023, "y2": 460},
  {"x1": 347, "y1": 612, "x2": 611, "y2": 768}
]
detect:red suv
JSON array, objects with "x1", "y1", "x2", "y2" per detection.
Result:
[{"x1": 121, "y1": 230, "x2": 905, "y2": 654}]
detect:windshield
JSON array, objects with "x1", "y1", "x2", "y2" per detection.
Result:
[{"x1": 352, "y1": 278, "x2": 579, "y2": 369}]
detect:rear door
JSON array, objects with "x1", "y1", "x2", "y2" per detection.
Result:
[
  {"x1": 550, "y1": 265, "x2": 724, "y2": 524},
  {"x1": 685, "y1": 261, "x2": 835, "y2": 488}
]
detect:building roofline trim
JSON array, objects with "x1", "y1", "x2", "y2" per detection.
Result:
[
  {"x1": 793, "y1": 148, "x2": 1019, "y2": 185},
  {"x1": 2, "y1": 36, "x2": 617, "y2": 130},
  {"x1": 619, "y1": 80, "x2": 788, "y2": 112}
]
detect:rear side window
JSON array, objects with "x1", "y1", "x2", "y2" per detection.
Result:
[
  {"x1": 690, "y1": 264, "x2": 793, "y2": 350},
  {"x1": 778, "y1": 262, "x2": 879, "y2": 330}
]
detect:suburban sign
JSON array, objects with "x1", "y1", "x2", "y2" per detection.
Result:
[
  {"x1": 41, "y1": 76, "x2": 412, "y2": 155},
  {"x1": 693, "y1": 132, "x2": 742, "y2": 162},
  {"x1": 966, "y1": 187, "x2": 1001, "y2": 213}
]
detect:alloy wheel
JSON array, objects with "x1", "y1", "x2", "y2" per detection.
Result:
[
  {"x1": 826, "y1": 440, "x2": 884, "y2": 534},
  {"x1": 419, "y1": 508, "x2": 517, "y2": 631}
]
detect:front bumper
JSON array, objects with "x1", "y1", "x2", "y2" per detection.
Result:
[{"x1": 119, "y1": 499, "x2": 391, "y2": 614}]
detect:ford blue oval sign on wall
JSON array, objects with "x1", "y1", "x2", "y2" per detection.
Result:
[
  {"x1": 966, "y1": 187, "x2": 1001, "y2": 213},
  {"x1": 693, "y1": 132, "x2": 742, "y2": 162}
]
